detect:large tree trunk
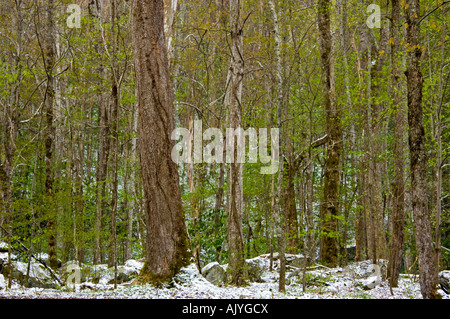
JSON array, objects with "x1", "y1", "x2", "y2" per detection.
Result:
[
  {"x1": 226, "y1": 0, "x2": 246, "y2": 287},
  {"x1": 318, "y1": 0, "x2": 342, "y2": 267},
  {"x1": 387, "y1": 0, "x2": 406, "y2": 288},
  {"x1": 131, "y1": 0, "x2": 190, "y2": 285},
  {"x1": 404, "y1": 0, "x2": 440, "y2": 299}
]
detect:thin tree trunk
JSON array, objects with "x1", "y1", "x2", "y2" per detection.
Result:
[
  {"x1": 269, "y1": 0, "x2": 287, "y2": 292},
  {"x1": 368, "y1": 4, "x2": 388, "y2": 259},
  {"x1": 44, "y1": 0, "x2": 58, "y2": 269},
  {"x1": 284, "y1": 164, "x2": 299, "y2": 254},
  {"x1": 387, "y1": 0, "x2": 406, "y2": 288},
  {"x1": 214, "y1": 159, "x2": 225, "y2": 262},
  {"x1": 108, "y1": 0, "x2": 120, "y2": 289},
  {"x1": 124, "y1": 112, "x2": 134, "y2": 261},
  {"x1": 187, "y1": 112, "x2": 201, "y2": 272},
  {"x1": 163, "y1": 0, "x2": 178, "y2": 66},
  {"x1": 93, "y1": 0, "x2": 109, "y2": 264},
  {"x1": 351, "y1": 27, "x2": 369, "y2": 261},
  {"x1": 434, "y1": 15, "x2": 445, "y2": 274},
  {"x1": 306, "y1": 153, "x2": 315, "y2": 263}
]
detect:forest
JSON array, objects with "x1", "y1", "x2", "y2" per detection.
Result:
[{"x1": 0, "y1": 0, "x2": 449, "y2": 300}]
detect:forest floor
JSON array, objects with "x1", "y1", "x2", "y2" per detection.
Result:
[{"x1": 0, "y1": 261, "x2": 448, "y2": 299}]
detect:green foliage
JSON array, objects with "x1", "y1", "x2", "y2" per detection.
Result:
[{"x1": 0, "y1": 0, "x2": 448, "y2": 280}]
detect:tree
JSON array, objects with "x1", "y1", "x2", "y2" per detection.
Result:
[
  {"x1": 269, "y1": 0, "x2": 287, "y2": 292},
  {"x1": 387, "y1": 0, "x2": 406, "y2": 288},
  {"x1": 226, "y1": 0, "x2": 246, "y2": 286},
  {"x1": 317, "y1": 0, "x2": 342, "y2": 267},
  {"x1": 43, "y1": 0, "x2": 58, "y2": 269},
  {"x1": 404, "y1": 0, "x2": 440, "y2": 299},
  {"x1": 131, "y1": 0, "x2": 190, "y2": 285}
]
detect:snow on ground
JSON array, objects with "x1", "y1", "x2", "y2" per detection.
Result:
[{"x1": 0, "y1": 262, "x2": 448, "y2": 299}]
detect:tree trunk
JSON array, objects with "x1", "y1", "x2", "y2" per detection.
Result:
[
  {"x1": 93, "y1": 0, "x2": 109, "y2": 264},
  {"x1": 226, "y1": 0, "x2": 246, "y2": 287},
  {"x1": 187, "y1": 112, "x2": 201, "y2": 272},
  {"x1": 318, "y1": 0, "x2": 341, "y2": 267},
  {"x1": 108, "y1": 0, "x2": 120, "y2": 289},
  {"x1": 351, "y1": 24, "x2": 369, "y2": 262},
  {"x1": 44, "y1": 0, "x2": 58, "y2": 269},
  {"x1": 94, "y1": 90, "x2": 110, "y2": 264},
  {"x1": 269, "y1": 0, "x2": 287, "y2": 291},
  {"x1": 214, "y1": 159, "x2": 225, "y2": 262},
  {"x1": 131, "y1": 0, "x2": 190, "y2": 285},
  {"x1": 368, "y1": 4, "x2": 388, "y2": 260},
  {"x1": 387, "y1": 0, "x2": 406, "y2": 288},
  {"x1": 163, "y1": 0, "x2": 178, "y2": 66},
  {"x1": 305, "y1": 153, "x2": 315, "y2": 263},
  {"x1": 283, "y1": 164, "x2": 298, "y2": 254},
  {"x1": 404, "y1": 0, "x2": 440, "y2": 299}
]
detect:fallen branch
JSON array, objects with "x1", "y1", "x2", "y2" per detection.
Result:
[
  {"x1": 286, "y1": 264, "x2": 332, "y2": 272},
  {"x1": 0, "y1": 225, "x2": 64, "y2": 287},
  {"x1": 441, "y1": 246, "x2": 450, "y2": 253}
]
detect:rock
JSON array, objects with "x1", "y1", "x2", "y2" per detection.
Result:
[
  {"x1": 202, "y1": 256, "x2": 269, "y2": 285},
  {"x1": 362, "y1": 275, "x2": 381, "y2": 290},
  {"x1": 125, "y1": 259, "x2": 144, "y2": 271},
  {"x1": 0, "y1": 274, "x2": 5, "y2": 289},
  {"x1": 95, "y1": 261, "x2": 143, "y2": 285},
  {"x1": 59, "y1": 261, "x2": 93, "y2": 285},
  {"x1": 439, "y1": 270, "x2": 450, "y2": 294},
  {"x1": 1, "y1": 260, "x2": 59, "y2": 289},
  {"x1": 245, "y1": 257, "x2": 269, "y2": 282},
  {"x1": 261, "y1": 253, "x2": 309, "y2": 268},
  {"x1": 354, "y1": 260, "x2": 387, "y2": 279},
  {"x1": 173, "y1": 263, "x2": 215, "y2": 289},
  {"x1": 0, "y1": 252, "x2": 17, "y2": 274},
  {"x1": 59, "y1": 260, "x2": 143, "y2": 286},
  {"x1": 201, "y1": 262, "x2": 226, "y2": 285},
  {"x1": 109, "y1": 264, "x2": 141, "y2": 284},
  {"x1": 285, "y1": 254, "x2": 309, "y2": 268}
]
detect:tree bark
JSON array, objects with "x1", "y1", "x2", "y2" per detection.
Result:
[
  {"x1": 387, "y1": 0, "x2": 406, "y2": 288},
  {"x1": 226, "y1": 0, "x2": 246, "y2": 286},
  {"x1": 404, "y1": 0, "x2": 440, "y2": 299},
  {"x1": 269, "y1": 0, "x2": 287, "y2": 291},
  {"x1": 187, "y1": 112, "x2": 201, "y2": 272},
  {"x1": 318, "y1": 0, "x2": 342, "y2": 267},
  {"x1": 368, "y1": 3, "x2": 388, "y2": 260},
  {"x1": 131, "y1": 0, "x2": 190, "y2": 285},
  {"x1": 44, "y1": 0, "x2": 58, "y2": 269},
  {"x1": 93, "y1": 0, "x2": 109, "y2": 265}
]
